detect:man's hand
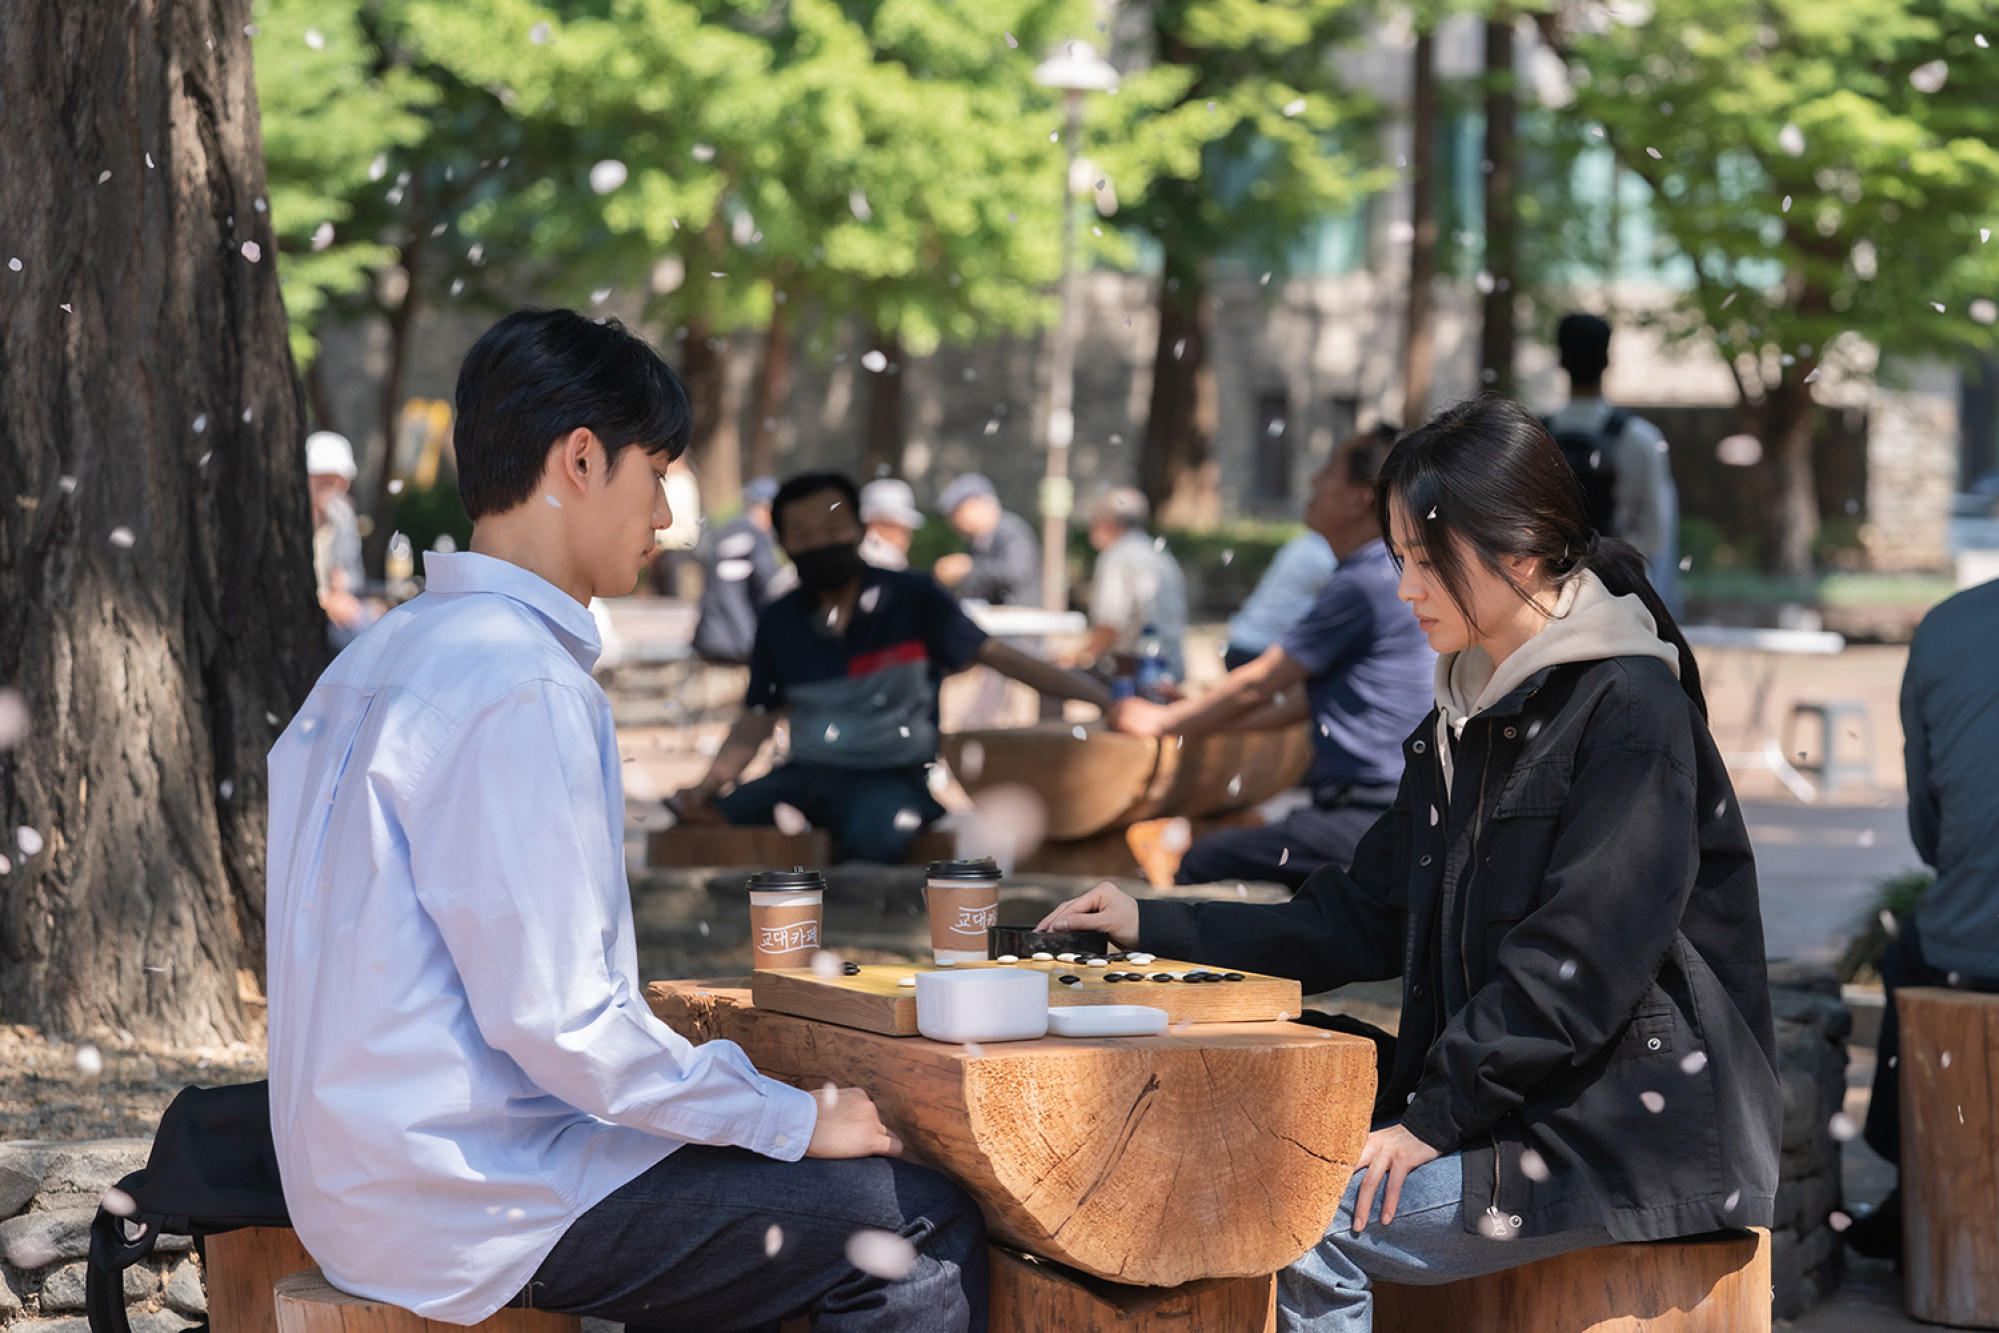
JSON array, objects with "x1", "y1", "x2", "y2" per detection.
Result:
[
  {"x1": 669, "y1": 787, "x2": 726, "y2": 824},
  {"x1": 804, "y1": 1086, "x2": 904, "y2": 1159},
  {"x1": 1349, "y1": 1123, "x2": 1443, "y2": 1232},
  {"x1": 1107, "y1": 697, "x2": 1171, "y2": 737},
  {"x1": 934, "y1": 552, "x2": 973, "y2": 587},
  {"x1": 1034, "y1": 880, "x2": 1140, "y2": 948}
]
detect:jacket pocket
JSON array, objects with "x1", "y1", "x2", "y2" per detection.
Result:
[
  {"x1": 1607, "y1": 1002, "x2": 1677, "y2": 1062},
  {"x1": 1491, "y1": 755, "x2": 1572, "y2": 818}
]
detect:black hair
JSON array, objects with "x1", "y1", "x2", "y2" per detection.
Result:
[
  {"x1": 453, "y1": 308, "x2": 690, "y2": 520},
  {"x1": 771, "y1": 471, "x2": 863, "y2": 542},
  {"x1": 1556, "y1": 313, "x2": 1612, "y2": 387},
  {"x1": 1375, "y1": 395, "x2": 1706, "y2": 718}
]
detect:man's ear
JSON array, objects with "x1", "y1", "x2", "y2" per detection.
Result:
[{"x1": 547, "y1": 427, "x2": 601, "y2": 497}]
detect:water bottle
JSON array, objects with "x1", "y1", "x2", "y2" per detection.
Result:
[{"x1": 1134, "y1": 624, "x2": 1169, "y2": 703}]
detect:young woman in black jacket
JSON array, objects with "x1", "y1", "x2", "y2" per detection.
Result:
[{"x1": 1041, "y1": 396, "x2": 1781, "y2": 1332}]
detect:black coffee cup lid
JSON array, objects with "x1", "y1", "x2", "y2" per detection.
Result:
[
  {"x1": 747, "y1": 866, "x2": 826, "y2": 890},
  {"x1": 925, "y1": 857, "x2": 1001, "y2": 881}
]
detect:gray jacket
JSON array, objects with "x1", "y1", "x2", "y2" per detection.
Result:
[{"x1": 1903, "y1": 580, "x2": 1999, "y2": 978}]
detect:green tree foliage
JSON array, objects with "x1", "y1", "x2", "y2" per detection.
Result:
[
  {"x1": 252, "y1": 0, "x2": 435, "y2": 368},
  {"x1": 1087, "y1": 0, "x2": 1390, "y2": 524},
  {"x1": 1556, "y1": 0, "x2": 1999, "y2": 572}
]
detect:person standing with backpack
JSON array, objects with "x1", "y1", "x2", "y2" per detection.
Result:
[{"x1": 1545, "y1": 314, "x2": 1681, "y2": 616}]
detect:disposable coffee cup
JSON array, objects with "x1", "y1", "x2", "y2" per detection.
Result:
[
  {"x1": 925, "y1": 857, "x2": 1002, "y2": 965},
  {"x1": 747, "y1": 867, "x2": 826, "y2": 970}
]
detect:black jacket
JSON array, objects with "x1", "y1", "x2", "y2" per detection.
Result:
[{"x1": 1138, "y1": 655, "x2": 1781, "y2": 1240}]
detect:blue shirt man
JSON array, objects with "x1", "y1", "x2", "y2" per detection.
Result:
[{"x1": 1108, "y1": 428, "x2": 1435, "y2": 888}]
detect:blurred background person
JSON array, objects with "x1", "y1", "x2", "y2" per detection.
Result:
[
  {"x1": 859, "y1": 476, "x2": 924, "y2": 571},
  {"x1": 1222, "y1": 526, "x2": 1338, "y2": 672},
  {"x1": 1545, "y1": 312, "x2": 1681, "y2": 615},
  {"x1": 933, "y1": 471, "x2": 1040, "y2": 606},
  {"x1": 1074, "y1": 487, "x2": 1187, "y2": 683},
  {"x1": 673, "y1": 471, "x2": 1108, "y2": 863},
  {"x1": 692, "y1": 476, "x2": 780, "y2": 666},
  {"x1": 1109, "y1": 429, "x2": 1433, "y2": 886},
  {"x1": 307, "y1": 430, "x2": 380, "y2": 651}
]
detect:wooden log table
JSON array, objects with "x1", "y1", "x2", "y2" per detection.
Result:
[{"x1": 646, "y1": 979, "x2": 1376, "y2": 1291}]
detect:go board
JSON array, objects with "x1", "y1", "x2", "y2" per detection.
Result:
[{"x1": 750, "y1": 958, "x2": 1303, "y2": 1037}]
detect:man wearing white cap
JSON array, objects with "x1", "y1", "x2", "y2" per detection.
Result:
[
  {"x1": 306, "y1": 430, "x2": 377, "y2": 648},
  {"x1": 858, "y1": 478, "x2": 923, "y2": 571}
]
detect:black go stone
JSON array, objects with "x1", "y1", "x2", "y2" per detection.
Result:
[
  {"x1": 1222, "y1": 972, "x2": 1245, "y2": 982},
  {"x1": 1058, "y1": 975, "x2": 1082, "y2": 985},
  {"x1": 842, "y1": 963, "x2": 862, "y2": 976},
  {"x1": 1151, "y1": 972, "x2": 1175, "y2": 983}
]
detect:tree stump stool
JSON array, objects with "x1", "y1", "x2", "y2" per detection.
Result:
[
  {"x1": 1897, "y1": 986, "x2": 1999, "y2": 1327},
  {"x1": 1373, "y1": 1228, "x2": 1770, "y2": 1333},
  {"x1": 779, "y1": 1245, "x2": 1276, "y2": 1333},
  {"x1": 206, "y1": 1227, "x2": 315, "y2": 1333},
  {"x1": 273, "y1": 1268, "x2": 578, "y2": 1333}
]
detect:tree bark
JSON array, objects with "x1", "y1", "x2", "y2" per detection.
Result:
[
  {"x1": 741, "y1": 292, "x2": 792, "y2": 484},
  {"x1": 361, "y1": 245, "x2": 419, "y2": 578},
  {"x1": 1141, "y1": 255, "x2": 1219, "y2": 528},
  {"x1": 1403, "y1": 31, "x2": 1439, "y2": 426},
  {"x1": 861, "y1": 327, "x2": 905, "y2": 479},
  {"x1": 681, "y1": 318, "x2": 742, "y2": 512},
  {"x1": 0, "y1": 0, "x2": 326, "y2": 1041},
  {"x1": 1766, "y1": 364, "x2": 1821, "y2": 577},
  {"x1": 1478, "y1": 14, "x2": 1518, "y2": 399}
]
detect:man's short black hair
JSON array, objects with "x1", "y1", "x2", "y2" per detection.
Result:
[
  {"x1": 1556, "y1": 313, "x2": 1613, "y2": 386},
  {"x1": 453, "y1": 308, "x2": 691, "y2": 520},
  {"x1": 771, "y1": 471, "x2": 862, "y2": 542}
]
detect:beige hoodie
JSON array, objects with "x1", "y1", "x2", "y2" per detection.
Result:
[{"x1": 1434, "y1": 570, "x2": 1678, "y2": 795}]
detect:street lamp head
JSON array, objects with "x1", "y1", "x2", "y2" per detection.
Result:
[{"x1": 1034, "y1": 40, "x2": 1119, "y2": 94}]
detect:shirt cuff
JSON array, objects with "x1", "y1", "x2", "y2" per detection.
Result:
[
  {"x1": 743, "y1": 1079, "x2": 820, "y2": 1162},
  {"x1": 1135, "y1": 899, "x2": 1202, "y2": 962}
]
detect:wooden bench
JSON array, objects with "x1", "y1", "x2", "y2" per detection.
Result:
[
  {"x1": 1374, "y1": 1227, "x2": 1770, "y2": 1332},
  {"x1": 273, "y1": 1268, "x2": 576, "y2": 1333},
  {"x1": 1897, "y1": 986, "x2": 1999, "y2": 1326},
  {"x1": 207, "y1": 1227, "x2": 315, "y2": 1333}
]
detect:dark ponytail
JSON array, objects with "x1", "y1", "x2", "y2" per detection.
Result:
[{"x1": 1375, "y1": 396, "x2": 1707, "y2": 720}]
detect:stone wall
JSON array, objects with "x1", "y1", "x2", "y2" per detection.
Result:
[
  {"x1": 1864, "y1": 361, "x2": 1960, "y2": 572},
  {"x1": 1767, "y1": 962, "x2": 1853, "y2": 1320},
  {"x1": 0, "y1": 1142, "x2": 199, "y2": 1333}
]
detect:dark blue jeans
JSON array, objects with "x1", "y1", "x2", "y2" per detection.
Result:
[
  {"x1": 716, "y1": 763, "x2": 943, "y2": 864},
  {"x1": 1176, "y1": 798, "x2": 1391, "y2": 889},
  {"x1": 514, "y1": 1145, "x2": 988, "y2": 1333}
]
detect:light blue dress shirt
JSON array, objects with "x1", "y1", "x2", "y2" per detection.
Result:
[
  {"x1": 266, "y1": 551, "x2": 817, "y2": 1324},
  {"x1": 1225, "y1": 530, "x2": 1337, "y2": 655}
]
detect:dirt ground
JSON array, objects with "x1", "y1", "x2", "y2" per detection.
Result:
[{"x1": 0, "y1": 1023, "x2": 264, "y2": 1142}]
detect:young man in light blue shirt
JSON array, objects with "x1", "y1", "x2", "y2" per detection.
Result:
[{"x1": 266, "y1": 309, "x2": 986, "y2": 1331}]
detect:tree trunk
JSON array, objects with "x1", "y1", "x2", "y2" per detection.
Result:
[
  {"x1": 741, "y1": 293, "x2": 792, "y2": 483},
  {"x1": 681, "y1": 318, "x2": 742, "y2": 512},
  {"x1": 362, "y1": 248, "x2": 418, "y2": 578},
  {"x1": 1766, "y1": 366, "x2": 1821, "y2": 577},
  {"x1": 0, "y1": 0, "x2": 326, "y2": 1041},
  {"x1": 1478, "y1": 14, "x2": 1518, "y2": 399},
  {"x1": 1141, "y1": 254, "x2": 1219, "y2": 528},
  {"x1": 1403, "y1": 31, "x2": 1439, "y2": 426},
  {"x1": 861, "y1": 327, "x2": 905, "y2": 479}
]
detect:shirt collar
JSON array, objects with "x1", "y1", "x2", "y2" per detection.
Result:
[{"x1": 421, "y1": 550, "x2": 603, "y2": 670}]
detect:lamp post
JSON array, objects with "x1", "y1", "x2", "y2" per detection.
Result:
[{"x1": 1032, "y1": 41, "x2": 1118, "y2": 612}]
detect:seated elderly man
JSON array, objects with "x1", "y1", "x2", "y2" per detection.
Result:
[
  {"x1": 675, "y1": 471, "x2": 1109, "y2": 863},
  {"x1": 1076, "y1": 487, "x2": 1188, "y2": 682}
]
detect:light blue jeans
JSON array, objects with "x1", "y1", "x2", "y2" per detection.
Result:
[{"x1": 1279, "y1": 1151, "x2": 1613, "y2": 1332}]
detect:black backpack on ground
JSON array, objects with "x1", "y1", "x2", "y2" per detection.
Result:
[
  {"x1": 86, "y1": 1081, "x2": 289, "y2": 1333},
  {"x1": 1544, "y1": 408, "x2": 1631, "y2": 539}
]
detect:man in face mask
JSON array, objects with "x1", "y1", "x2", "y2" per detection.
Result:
[{"x1": 673, "y1": 471, "x2": 1110, "y2": 863}]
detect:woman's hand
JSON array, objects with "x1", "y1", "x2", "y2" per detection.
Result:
[
  {"x1": 1034, "y1": 880, "x2": 1140, "y2": 948},
  {"x1": 1350, "y1": 1123, "x2": 1443, "y2": 1232}
]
